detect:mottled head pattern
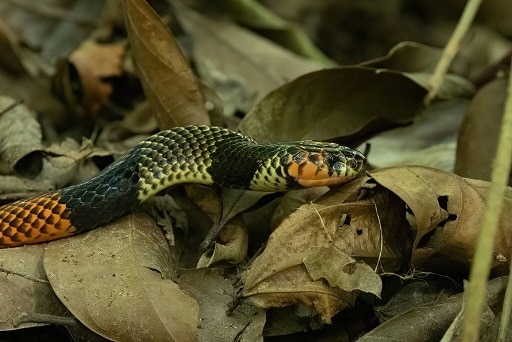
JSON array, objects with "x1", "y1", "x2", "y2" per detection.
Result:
[{"x1": 281, "y1": 140, "x2": 366, "y2": 188}]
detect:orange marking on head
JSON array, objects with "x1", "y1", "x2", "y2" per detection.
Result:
[
  {"x1": 288, "y1": 155, "x2": 331, "y2": 180},
  {"x1": 287, "y1": 152, "x2": 356, "y2": 187},
  {"x1": 0, "y1": 193, "x2": 76, "y2": 248}
]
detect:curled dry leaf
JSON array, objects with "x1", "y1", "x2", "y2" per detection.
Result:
[
  {"x1": 0, "y1": 96, "x2": 42, "y2": 176},
  {"x1": 0, "y1": 245, "x2": 71, "y2": 330},
  {"x1": 123, "y1": 0, "x2": 209, "y2": 128},
  {"x1": 43, "y1": 213, "x2": 198, "y2": 342},
  {"x1": 243, "y1": 177, "x2": 412, "y2": 323},
  {"x1": 239, "y1": 67, "x2": 426, "y2": 143},
  {"x1": 303, "y1": 246, "x2": 382, "y2": 297},
  {"x1": 68, "y1": 41, "x2": 126, "y2": 114},
  {"x1": 368, "y1": 166, "x2": 512, "y2": 274},
  {"x1": 197, "y1": 216, "x2": 248, "y2": 267}
]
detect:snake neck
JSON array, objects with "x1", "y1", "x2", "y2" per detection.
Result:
[{"x1": 57, "y1": 148, "x2": 142, "y2": 233}]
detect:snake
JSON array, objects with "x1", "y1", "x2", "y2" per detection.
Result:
[{"x1": 0, "y1": 125, "x2": 366, "y2": 248}]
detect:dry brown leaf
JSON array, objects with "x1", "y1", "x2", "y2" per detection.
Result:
[
  {"x1": 303, "y1": 246, "x2": 382, "y2": 297},
  {"x1": 368, "y1": 166, "x2": 512, "y2": 274},
  {"x1": 0, "y1": 96, "x2": 42, "y2": 175},
  {"x1": 177, "y1": 268, "x2": 266, "y2": 341},
  {"x1": 197, "y1": 215, "x2": 248, "y2": 267},
  {"x1": 239, "y1": 67, "x2": 426, "y2": 143},
  {"x1": 0, "y1": 175, "x2": 52, "y2": 201},
  {"x1": 123, "y1": 0, "x2": 209, "y2": 128},
  {"x1": 243, "y1": 177, "x2": 412, "y2": 323},
  {"x1": 43, "y1": 213, "x2": 198, "y2": 341},
  {"x1": 0, "y1": 245, "x2": 71, "y2": 330},
  {"x1": 359, "y1": 276, "x2": 509, "y2": 341},
  {"x1": 69, "y1": 41, "x2": 126, "y2": 114}
]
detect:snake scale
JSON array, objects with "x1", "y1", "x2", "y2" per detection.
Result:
[{"x1": 0, "y1": 125, "x2": 366, "y2": 248}]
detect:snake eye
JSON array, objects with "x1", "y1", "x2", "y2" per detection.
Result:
[
  {"x1": 292, "y1": 151, "x2": 307, "y2": 163},
  {"x1": 348, "y1": 159, "x2": 358, "y2": 170}
]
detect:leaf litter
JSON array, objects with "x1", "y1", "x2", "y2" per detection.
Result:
[{"x1": 0, "y1": 0, "x2": 510, "y2": 341}]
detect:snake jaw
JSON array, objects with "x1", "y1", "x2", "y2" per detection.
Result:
[{"x1": 286, "y1": 146, "x2": 366, "y2": 187}]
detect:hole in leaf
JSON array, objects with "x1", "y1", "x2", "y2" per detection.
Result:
[
  {"x1": 437, "y1": 213, "x2": 458, "y2": 227},
  {"x1": 343, "y1": 215, "x2": 351, "y2": 225},
  {"x1": 438, "y1": 195, "x2": 448, "y2": 210}
]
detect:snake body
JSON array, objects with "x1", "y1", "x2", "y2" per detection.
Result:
[{"x1": 0, "y1": 126, "x2": 366, "y2": 248}]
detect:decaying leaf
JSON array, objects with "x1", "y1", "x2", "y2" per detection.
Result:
[
  {"x1": 243, "y1": 177, "x2": 412, "y2": 323},
  {"x1": 43, "y1": 213, "x2": 198, "y2": 342},
  {"x1": 368, "y1": 166, "x2": 512, "y2": 274},
  {"x1": 68, "y1": 41, "x2": 126, "y2": 114},
  {"x1": 197, "y1": 215, "x2": 248, "y2": 267},
  {"x1": 303, "y1": 246, "x2": 382, "y2": 297},
  {"x1": 0, "y1": 96, "x2": 42, "y2": 176},
  {"x1": 178, "y1": 268, "x2": 266, "y2": 341},
  {"x1": 123, "y1": 0, "x2": 209, "y2": 128}
]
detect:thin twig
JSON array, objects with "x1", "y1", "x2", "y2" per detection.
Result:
[
  {"x1": 0, "y1": 99, "x2": 22, "y2": 117},
  {"x1": 424, "y1": 0, "x2": 483, "y2": 104},
  {"x1": 370, "y1": 198, "x2": 383, "y2": 273},
  {"x1": 0, "y1": 267, "x2": 50, "y2": 284},
  {"x1": 498, "y1": 258, "x2": 512, "y2": 341}
]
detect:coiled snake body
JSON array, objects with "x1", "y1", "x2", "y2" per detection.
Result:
[{"x1": 0, "y1": 126, "x2": 366, "y2": 248}]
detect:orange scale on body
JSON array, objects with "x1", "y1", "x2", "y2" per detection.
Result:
[
  {"x1": 0, "y1": 194, "x2": 75, "y2": 247},
  {"x1": 2, "y1": 226, "x2": 16, "y2": 238},
  {"x1": 23, "y1": 213, "x2": 37, "y2": 225},
  {"x1": 17, "y1": 222, "x2": 33, "y2": 234},
  {"x1": 5, "y1": 213, "x2": 16, "y2": 224}
]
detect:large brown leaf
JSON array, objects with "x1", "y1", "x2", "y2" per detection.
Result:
[
  {"x1": 43, "y1": 213, "x2": 198, "y2": 341},
  {"x1": 239, "y1": 67, "x2": 426, "y2": 143},
  {"x1": 123, "y1": 0, "x2": 209, "y2": 128},
  {"x1": 0, "y1": 245, "x2": 71, "y2": 331}
]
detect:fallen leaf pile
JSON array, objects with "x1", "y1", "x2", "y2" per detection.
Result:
[{"x1": 0, "y1": 0, "x2": 511, "y2": 341}]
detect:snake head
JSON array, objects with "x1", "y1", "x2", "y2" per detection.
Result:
[{"x1": 285, "y1": 141, "x2": 366, "y2": 187}]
